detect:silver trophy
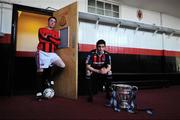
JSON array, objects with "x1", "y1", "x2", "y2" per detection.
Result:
[{"x1": 113, "y1": 84, "x2": 138, "y2": 110}]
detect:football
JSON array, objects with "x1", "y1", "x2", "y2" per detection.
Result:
[{"x1": 43, "y1": 88, "x2": 55, "y2": 99}]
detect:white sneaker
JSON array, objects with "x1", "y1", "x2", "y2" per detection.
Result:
[
  {"x1": 50, "y1": 81, "x2": 54, "y2": 85},
  {"x1": 127, "y1": 109, "x2": 135, "y2": 113},
  {"x1": 36, "y1": 92, "x2": 42, "y2": 97},
  {"x1": 105, "y1": 103, "x2": 112, "y2": 107},
  {"x1": 114, "y1": 107, "x2": 120, "y2": 112}
]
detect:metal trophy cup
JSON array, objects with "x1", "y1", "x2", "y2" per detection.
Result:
[{"x1": 113, "y1": 84, "x2": 138, "y2": 109}]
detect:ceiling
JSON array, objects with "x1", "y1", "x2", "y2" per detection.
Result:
[
  {"x1": 1, "y1": 0, "x2": 180, "y2": 18},
  {"x1": 0, "y1": 0, "x2": 77, "y2": 11}
]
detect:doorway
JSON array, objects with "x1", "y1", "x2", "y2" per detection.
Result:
[{"x1": 11, "y1": 4, "x2": 52, "y2": 95}]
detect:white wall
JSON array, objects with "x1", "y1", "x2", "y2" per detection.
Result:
[
  {"x1": 79, "y1": 21, "x2": 164, "y2": 50},
  {"x1": 163, "y1": 34, "x2": 180, "y2": 51},
  {"x1": 78, "y1": 0, "x2": 87, "y2": 12},
  {"x1": 121, "y1": 5, "x2": 161, "y2": 26},
  {"x1": 78, "y1": 1, "x2": 180, "y2": 53},
  {"x1": 1, "y1": 0, "x2": 180, "y2": 53},
  {"x1": 162, "y1": 14, "x2": 180, "y2": 30},
  {"x1": 1, "y1": 0, "x2": 180, "y2": 34},
  {"x1": 79, "y1": 1, "x2": 180, "y2": 31},
  {"x1": 79, "y1": 21, "x2": 180, "y2": 52},
  {"x1": 0, "y1": 3, "x2": 12, "y2": 34}
]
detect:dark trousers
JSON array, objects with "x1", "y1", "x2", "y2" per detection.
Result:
[
  {"x1": 36, "y1": 66, "x2": 65, "y2": 94},
  {"x1": 87, "y1": 73, "x2": 112, "y2": 99},
  {"x1": 36, "y1": 67, "x2": 52, "y2": 93}
]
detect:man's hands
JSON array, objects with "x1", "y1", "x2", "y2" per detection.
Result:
[
  {"x1": 42, "y1": 35, "x2": 51, "y2": 43},
  {"x1": 86, "y1": 65, "x2": 111, "y2": 75},
  {"x1": 45, "y1": 34, "x2": 51, "y2": 39},
  {"x1": 99, "y1": 67, "x2": 109, "y2": 74}
]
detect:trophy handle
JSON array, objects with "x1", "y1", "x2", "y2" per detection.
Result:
[{"x1": 132, "y1": 86, "x2": 138, "y2": 92}]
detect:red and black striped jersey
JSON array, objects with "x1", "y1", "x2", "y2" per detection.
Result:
[
  {"x1": 37, "y1": 27, "x2": 61, "y2": 52},
  {"x1": 86, "y1": 49, "x2": 111, "y2": 69}
]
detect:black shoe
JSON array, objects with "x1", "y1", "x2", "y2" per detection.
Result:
[
  {"x1": 105, "y1": 103, "x2": 112, "y2": 107},
  {"x1": 87, "y1": 96, "x2": 93, "y2": 102},
  {"x1": 127, "y1": 108, "x2": 135, "y2": 114},
  {"x1": 37, "y1": 97, "x2": 42, "y2": 101}
]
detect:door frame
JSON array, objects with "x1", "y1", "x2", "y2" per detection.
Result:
[{"x1": 10, "y1": 4, "x2": 53, "y2": 95}]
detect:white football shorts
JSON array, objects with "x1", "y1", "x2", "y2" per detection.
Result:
[{"x1": 36, "y1": 50, "x2": 65, "y2": 71}]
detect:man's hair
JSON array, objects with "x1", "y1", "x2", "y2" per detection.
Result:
[
  {"x1": 96, "y1": 39, "x2": 106, "y2": 46},
  {"x1": 48, "y1": 16, "x2": 57, "y2": 22}
]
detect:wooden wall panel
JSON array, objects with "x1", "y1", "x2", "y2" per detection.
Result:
[{"x1": 53, "y1": 2, "x2": 78, "y2": 100}]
